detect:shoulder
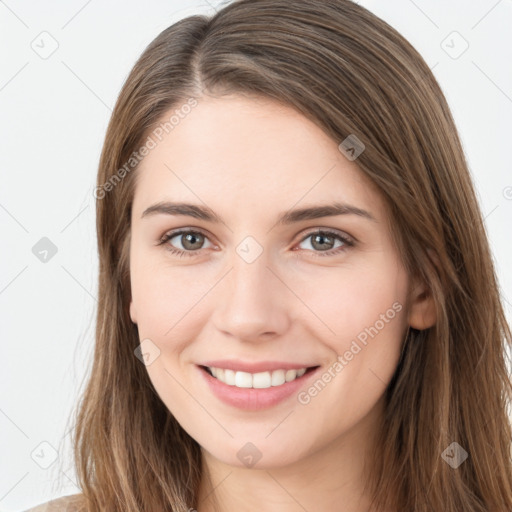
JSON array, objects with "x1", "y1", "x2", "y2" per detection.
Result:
[{"x1": 24, "y1": 493, "x2": 86, "y2": 512}]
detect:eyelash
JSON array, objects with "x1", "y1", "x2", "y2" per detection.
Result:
[{"x1": 157, "y1": 228, "x2": 355, "y2": 258}]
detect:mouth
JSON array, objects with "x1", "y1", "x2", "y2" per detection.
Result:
[{"x1": 199, "y1": 364, "x2": 320, "y2": 389}]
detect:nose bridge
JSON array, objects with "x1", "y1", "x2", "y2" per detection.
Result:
[
  {"x1": 230, "y1": 246, "x2": 272, "y2": 301},
  {"x1": 212, "y1": 240, "x2": 289, "y2": 340}
]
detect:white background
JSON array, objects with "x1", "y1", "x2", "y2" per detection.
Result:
[{"x1": 1, "y1": 1, "x2": 511, "y2": 510}]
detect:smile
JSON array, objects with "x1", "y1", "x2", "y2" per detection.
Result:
[
  {"x1": 205, "y1": 366, "x2": 309, "y2": 388},
  {"x1": 197, "y1": 364, "x2": 321, "y2": 410}
]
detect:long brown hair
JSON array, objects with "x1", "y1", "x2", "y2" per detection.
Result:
[{"x1": 69, "y1": 0, "x2": 512, "y2": 510}]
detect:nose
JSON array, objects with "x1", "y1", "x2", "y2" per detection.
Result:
[{"x1": 211, "y1": 250, "x2": 291, "y2": 343}]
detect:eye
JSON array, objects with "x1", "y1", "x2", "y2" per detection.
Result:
[
  {"x1": 296, "y1": 229, "x2": 354, "y2": 257},
  {"x1": 158, "y1": 229, "x2": 214, "y2": 257},
  {"x1": 158, "y1": 228, "x2": 355, "y2": 258}
]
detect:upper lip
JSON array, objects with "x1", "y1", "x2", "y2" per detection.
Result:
[{"x1": 199, "y1": 359, "x2": 319, "y2": 373}]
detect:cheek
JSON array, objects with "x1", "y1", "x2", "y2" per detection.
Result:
[
  {"x1": 290, "y1": 258, "x2": 408, "y2": 413},
  {"x1": 130, "y1": 261, "x2": 206, "y2": 413},
  {"x1": 292, "y1": 259, "x2": 407, "y2": 344},
  {"x1": 130, "y1": 255, "x2": 213, "y2": 359},
  {"x1": 291, "y1": 269, "x2": 407, "y2": 442}
]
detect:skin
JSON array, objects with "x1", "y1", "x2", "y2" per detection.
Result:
[{"x1": 129, "y1": 93, "x2": 436, "y2": 512}]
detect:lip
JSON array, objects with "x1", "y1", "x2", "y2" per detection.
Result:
[
  {"x1": 200, "y1": 359, "x2": 317, "y2": 373},
  {"x1": 196, "y1": 364, "x2": 321, "y2": 411}
]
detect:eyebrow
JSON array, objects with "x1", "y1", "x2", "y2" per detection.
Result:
[{"x1": 141, "y1": 201, "x2": 377, "y2": 225}]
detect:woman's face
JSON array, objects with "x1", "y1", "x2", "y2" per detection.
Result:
[{"x1": 129, "y1": 93, "x2": 430, "y2": 469}]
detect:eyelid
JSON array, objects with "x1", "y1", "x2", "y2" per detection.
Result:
[
  {"x1": 158, "y1": 227, "x2": 215, "y2": 247},
  {"x1": 297, "y1": 226, "x2": 356, "y2": 245}
]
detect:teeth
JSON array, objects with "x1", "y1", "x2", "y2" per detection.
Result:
[
  {"x1": 235, "y1": 371, "x2": 252, "y2": 388},
  {"x1": 224, "y1": 369, "x2": 236, "y2": 386},
  {"x1": 285, "y1": 369, "x2": 297, "y2": 382},
  {"x1": 207, "y1": 366, "x2": 309, "y2": 388},
  {"x1": 270, "y1": 370, "x2": 285, "y2": 387}
]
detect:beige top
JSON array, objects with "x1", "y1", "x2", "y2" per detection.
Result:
[{"x1": 24, "y1": 494, "x2": 86, "y2": 512}]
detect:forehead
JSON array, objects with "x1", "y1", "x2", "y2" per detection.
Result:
[{"x1": 132, "y1": 94, "x2": 384, "y2": 221}]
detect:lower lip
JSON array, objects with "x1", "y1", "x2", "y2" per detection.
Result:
[{"x1": 197, "y1": 365, "x2": 320, "y2": 411}]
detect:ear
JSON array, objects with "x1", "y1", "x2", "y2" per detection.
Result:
[
  {"x1": 407, "y1": 279, "x2": 436, "y2": 330},
  {"x1": 129, "y1": 299, "x2": 137, "y2": 324}
]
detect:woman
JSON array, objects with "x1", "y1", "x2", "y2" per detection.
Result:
[{"x1": 27, "y1": 0, "x2": 512, "y2": 510}]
